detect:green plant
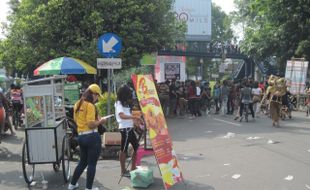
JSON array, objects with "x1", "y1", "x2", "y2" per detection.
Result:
[{"x1": 96, "y1": 92, "x2": 118, "y2": 132}]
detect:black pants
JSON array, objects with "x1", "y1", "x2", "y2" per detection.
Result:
[
  {"x1": 240, "y1": 103, "x2": 255, "y2": 118},
  {"x1": 188, "y1": 98, "x2": 196, "y2": 116},
  {"x1": 227, "y1": 97, "x2": 234, "y2": 114},
  {"x1": 120, "y1": 128, "x2": 139, "y2": 152}
]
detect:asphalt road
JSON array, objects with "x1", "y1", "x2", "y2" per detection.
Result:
[{"x1": 0, "y1": 111, "x2": 309, "y2": 190}]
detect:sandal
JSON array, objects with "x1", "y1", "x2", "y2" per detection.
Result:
[{"x1": 121, "y1": 170, "x2": 131, "y2": 177}]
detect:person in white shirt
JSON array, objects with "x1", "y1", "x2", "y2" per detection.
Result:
[
  {"x1": 252, "y1": 82, "x2": 262, "y2": 116},
  {"x1": 115, "y1": 85, "x2": 142, "y2": 177}
]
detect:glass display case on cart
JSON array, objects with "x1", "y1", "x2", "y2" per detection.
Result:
[{"x1": 22, "y1": 75, "x2": 70, "y2": 184}]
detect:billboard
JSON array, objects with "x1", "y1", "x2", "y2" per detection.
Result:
[
  {"x1": 165, "y1": 63, "x2": 181, "y2": 80},
  {"x1": 285, "y1": 59, "x2": 309, "y2": 94},
  {"x1": 155, "y1": 56, "x2": 186, "y2": 82},
  {"x1": 131, "y1": 75, "x2": 183, "y2": 189},
  {"x1": 174, "y1": 0, "x2": 212, "y2": 41}
]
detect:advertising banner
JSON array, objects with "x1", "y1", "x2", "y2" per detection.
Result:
[
  {"x1": 174, "y1": 0, "x2": 211, "y2": 41},
  {"x1": 140, "y1": 53, "x2": 157, "y2": 65},
  {"x1": 155, "y1": 55, "x2": 186, "y2": 82},
  {"x1": 285, "y1": 60, "x2": 309, "y2": 94},
  {"x1": 131, "y1": 74, "x2": 183, "y2": 190},
  {"x1": 64, "y1": 82, "x2": 80, "y2": 105},
  {"x1": 165, "y1": 63, "x2": 181, "y2": 80}
]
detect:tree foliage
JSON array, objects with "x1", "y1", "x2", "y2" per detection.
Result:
[
  {"x1": 233, "y1": 0, "x2": 310, "y2": 70},
  {"x1": 0, "y1": 0, "x2": 185, "y2": 76},
  {"x1": 211, "y1": 4, "x2": 234, "y2": 43}
]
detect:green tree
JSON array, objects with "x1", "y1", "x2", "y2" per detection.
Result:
[
  {"x1": 0, "y1": 0, "x2": 185, "y2": 76},
  {"x1": 233, "y1": 0, "x2": 310, "y2": 71}
]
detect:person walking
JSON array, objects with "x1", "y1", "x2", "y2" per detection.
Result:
[
  {"x1": 220, "y1": 80, "x2": 229, "y2": 115},
  {"x1": 252, "y1": 82, "x2": 262, "y2": 117},
  {"x1": 169, "y1": 79, "x2": 178, "y2": 117},
  {"x1": 239, "y1": 81, "x2": 255, "y2": 121},
  {"x1": 0, "y1": 89, "x2": 15, "y2": 141},
  {"x1": 213, "y1": 84, "x2": 221, "y2": 114},
  {"x1": 115, "y1": 85, "x2": 143, "y2": 177},
  {"x1": 10, "y1": 84, "x2": 24, "y2": 129},
  {"x1": 187, "y1": 80, "x2": 197, "y2": 119},
  {"x1": 68, "y1": 84, "x2": 106, "y2": 190},
  {"x1": 158, "y1": 81, "x2": 170, "y2": 117},
  {"x1": 227, "y1": 81, "x2": 235, "y2": 115}
]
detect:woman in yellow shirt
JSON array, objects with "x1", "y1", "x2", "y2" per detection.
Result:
[{"x1": 68, "y1": 84, "x2": 106, "y2": 190}]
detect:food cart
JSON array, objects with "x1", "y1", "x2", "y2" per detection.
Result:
[{"x1": 22, "y1": 75, "x2": 70, "y2": 184}]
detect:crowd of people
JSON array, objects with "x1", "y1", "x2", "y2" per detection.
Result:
[
  {"x1": 0, "y1": 83, "x2": 24, "y2": 142},
  {"x1": 155, "y1": 77, "x2": 310, "y2": 124}
]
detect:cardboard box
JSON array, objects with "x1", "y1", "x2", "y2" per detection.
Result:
[{"x1": 103, "y1": 132, "x2": 121, "y2": 145}]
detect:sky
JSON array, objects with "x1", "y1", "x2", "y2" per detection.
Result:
[
  {"x1": 0, "y1": 0, "x2": 10, "y2": 23},
  {"x1": 212, "y1": 0, "x2": 236, "y2": 14}
]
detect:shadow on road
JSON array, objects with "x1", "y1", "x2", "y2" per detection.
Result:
[
  {"x1": 0, "y1": 146, "x2": 21, "y2": 162},
  {"x1": 0, "y1": 133, "x2": 23, "y2": 145}
]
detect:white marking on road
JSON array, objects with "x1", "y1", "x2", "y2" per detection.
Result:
[
  {"x1": 213, "y1": 118, "x2": 242, "y2": 127},
  {"x1": 247, "y1": 136, "x2": 262, "y2": 140},
  {"x1": 305, "y1": 184, "x2": 310, "y2": 189},
  {"x1": 284, "y1": 175, "x2": 294, "y2": 181},
  {"x1": 307, "y1": 149, "x2": 310, "y2": 152},
  {"x1": 223, "y1": 132, "x2": 236, "y2": 139},
  {"x1": 223, "y1": 163, "x2": 231, "y2": 166},
  {"x1": 232, "y1": 174, "x2": 241, "y2": 179}
]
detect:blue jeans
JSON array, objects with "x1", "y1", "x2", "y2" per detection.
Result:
[{"x1": 71, "y1": 132, "x2": 101, "y2": 189}]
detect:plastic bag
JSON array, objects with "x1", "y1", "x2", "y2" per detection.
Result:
[{"x1": 130, "y1": 166, "x2": 154, "y2": 188}]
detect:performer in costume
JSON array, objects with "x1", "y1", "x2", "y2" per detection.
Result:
[
  {"x1": 269, "y1": 77, "x2": 286, "y2": 127},
  {"x1": 261, "y1": 75, "x2": 278, "y2": 115}
]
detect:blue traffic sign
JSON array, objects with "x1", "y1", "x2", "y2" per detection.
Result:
[{"x1": 97, "y1": 33, "x2": 122, "y2": 58}]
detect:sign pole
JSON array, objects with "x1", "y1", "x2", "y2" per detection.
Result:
[
  {"x1": 107, "y1": 68, "x2": 111, "y2": 127},
  {"x1": 97, "y1": 33, "x2": 122, "y2": 128}
]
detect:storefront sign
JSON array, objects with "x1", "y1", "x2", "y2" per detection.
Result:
[{"x1": 131, "y1": 74, "x2": 183, "y2": 190}]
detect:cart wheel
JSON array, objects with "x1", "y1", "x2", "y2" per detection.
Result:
[
  {"x1": 53, "y1": 163, "x2": 60, "y2": 172},
  {"x1": 22, "y1": 142, "x2": 35, "y2": 185},
  {"x1": 62, "y1": 135, "x2": 71, "y2": 183}
]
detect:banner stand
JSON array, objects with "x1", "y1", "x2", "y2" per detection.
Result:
[{"x1": 131, "y1": 74, "x2": 183, "y2": 190}]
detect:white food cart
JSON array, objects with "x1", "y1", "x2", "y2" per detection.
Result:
[{"x1": 22, "y1": 76, "x2": 71, "y2": 184}]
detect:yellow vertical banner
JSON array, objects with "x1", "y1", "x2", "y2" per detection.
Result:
[{"x1": 131, "y1": 74, "x2": 183, "y2": 189}]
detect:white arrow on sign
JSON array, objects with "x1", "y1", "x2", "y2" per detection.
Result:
[{"x1": 102, "y1": 36, "x2": 118, "y2": 53}]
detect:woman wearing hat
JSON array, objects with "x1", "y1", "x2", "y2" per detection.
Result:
[{"x1": 68, "y1": 84, "x2": 106, "y2": 190}]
